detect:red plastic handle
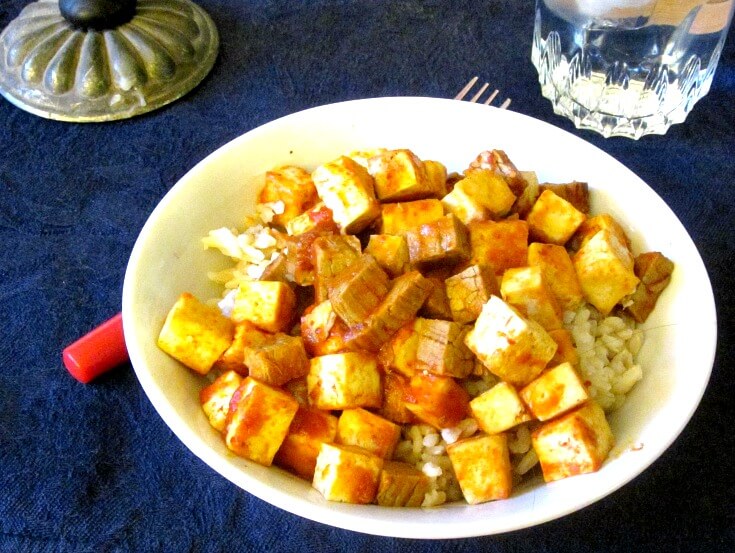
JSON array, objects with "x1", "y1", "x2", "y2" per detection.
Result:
[{"x1": 62, "y1": 312, "x2": 129, "y2": 383}]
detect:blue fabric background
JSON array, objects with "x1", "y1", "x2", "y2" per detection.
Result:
[{"x1": 1, "y1": 1, "x2": 733, "y2": 551}]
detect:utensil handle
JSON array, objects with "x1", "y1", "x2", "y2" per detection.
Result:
[{"x1": 63, "y1": 312, "x2": 128, "y2": 383}]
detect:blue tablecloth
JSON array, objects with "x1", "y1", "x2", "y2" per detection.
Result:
[{"x1": 1, "y1": 1, "x2": 733, "y2": 551}]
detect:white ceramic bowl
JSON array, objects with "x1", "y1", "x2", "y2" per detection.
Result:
[{"x1": 122, "y1": 97, "x2": 717, "y2": 538}]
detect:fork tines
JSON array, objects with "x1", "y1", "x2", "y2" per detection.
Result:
[{"x1": 455, "y1": 76, "x2": 511, "y2": 109}]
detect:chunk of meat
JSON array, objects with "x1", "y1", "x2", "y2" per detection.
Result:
[
  {"x1": 624, "y1": 252, "x2": 674, "y2": 323},
  {"x1": 405, "y1": 214, "x2": 470, "y2": 270},
  {"x1": 539, "y1": 181, "x2": 590, "y2": 214},
  {"x1": 312, "y1": 235, "x2": 362, "y2": 302},
  {"x1": 328, "y1": 254, "x2": 390, "y2": 327}
]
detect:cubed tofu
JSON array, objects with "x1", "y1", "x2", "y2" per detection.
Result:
[
  {"x1": 572, "y1": 229, "x2": 640, "y2": 315},
  {"x1": 405, "y1": 214, "x2": 470, "y2": 270},
  {"x1": 213, "y1": 322, "x2": 270, "y2": 374},
  {"x1": 336, "y1": 408, "x2": 401, "y2": 459},
  {"x1": 258, "y1": 165, "x2": 319, "y2": 227},
  {"x1": 466, "y1": 149, "x2": 528, "y2": 196},
  {"x1": 569, "y1": 213, "x2": 632, "y2": 252},
  {"x1": 158, "y1": 292, "x2": 235, "y2": 375},
  {"x1": 285, "y1": 202, "x2": 334, "y2": 236},
  {"x1": 231, "y1": 281, "x2": 296, "y2": 333},
  {"x1": 500, "y1": 266, "x2": 563, "y2": 331},
  {"x1": 199, "y1": 370, "x2": 243, "y2": 432},
  {"x1": 380, "y1": 199, "x2": 445, "y2": 235},
  {"x1": 312, "y1": 234, "x2": 362, "y2": 303},
  {"x1": 527, "y1": 242, "x2": 584, "y2": 311},
  {"x1": 376, "y1": 461, "x2": 431, "y2": 507},
  {"x1": 312, "y1": 443, "x2": 384, "y2": 504},
  {"x1": 365, "y1": 234, "x2": 410, "y2": 277},
  {"x1": 413, "y1": 318, "x2": 474, "y2": 378},
  {"x1": 624, "y1": 252, "x2": 675, "y2": 323},
  {"x1": 538, "y1": 181, "x2": 590, "y2": 214},
  {"x1": 328, "y1": 254, "x2": 390, "y2": 327},
  {"x1": 378, "y1": 371, "x2": 417, "y2": 424},
  {"x1": 469, "y1": 382, "x2": 532, "y2": 435},
  {"x1": 224, "y1": 377, "x2": 299, "y2": 466},
  {"x1": 520, "y1": 362, "x2": 589, "y2": 421},
  {"x1": 368, "y1": 149, "x2": 434, "y2": 201},
  {"x1": 468, "y1": 219, "x2": 529, "y2": 275},
  {"x1": 464, "y1": 296, "x2": 558, "y2": 387},
  {"x1": 424, "y1": 160, "x2": 448, "y2": 197},
  {"x1": 347, "y1": 148, "x2": 388, "y2": 169},
  {"x1": 284, "y1": 377, "x2": 309, "y2": 405},
  {"x1": 311, "y1": 155, "x2": 380, "y2": 233},
  {"x1": 243, "y1": 333, "x2": 310, "y2": 387},
  {"x1": 441, "y1": 179, "x2": 489, "y2": 225},
  {"x1": 548, "y1": 328, "x2": 580, "y2": 368},
  {"x1": 300, "y1": 300, "x2": 337, "y2": 353},
  {"x1": 526, "y1": 189, "x2": 586, "y2": 246},
  {"x1": 442, "y1": 170, "x2": 516, "y2": 224},
  {"x1": 307, "y1": 352, "x2": 382, "y2": 410},
  {"x1": 446, "y1": 434, "x2": 512, "y2": 504},
  {"x1": 274, "y1": 405, "x2": 338, "y2": 480},
  {"x1": 532, "y1": 401, "x2": 614, "y2": 482},
  {"x1": 404, "y1": 372, "x2": 470, "y2": 429},
  {"x1": 378, "y1": 322, "x2": 420, "y2": 377},
  {"x1": 445, "y1": 264, "x2": 499, "y2": 324}
]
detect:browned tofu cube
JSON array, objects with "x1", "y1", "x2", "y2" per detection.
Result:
[
  {"x1": 285, "y1": 202, "x2": 335, "y2": 236},
  {"x1": 258, "y1": 165, "x2": 319, "y2": 227},
  {"x1": 405, "y1": 214, "x2": 470, "y2": 270},
  {"x1": 424, "y1": 160, "x2": 448, "y2": 197},
  {"x1": 368, "y1": 149, "x2": 434, "y2": 201},
  {"x1": 538, "y1": 181, "x2": 590, "y2": 214},
  {"x1": 213, "y1": 322, "x2": 269, "y2": 374},
  {"x1": 624, "y1": 252, "x2": 675, "y2": 323},
  {"x1": 231, "y1": 281, "x2": 297, "y2": 333},
  {"x1": 378, "y1": 371, "x2": 418, "y2": 424},
  {"x1": 378, "y1": 323, "x2": 420, "y2": 378},
  {"x1": 446, "y1": 434, "x2": 512, "y2": 504},
  {"x1": 158, "y1": 292, "x2": 235, "y2": 375},
  {"x1": 469, "y1": 382, "x2": 532, "y2": 435},
  {"x1": 466, "y1": 149, "x2": 527, "y2": 196},
  {"x1": 243, "y1": 333, "x2": 310, "y2": 387},
  {"x1": 528, "y1": 242, "x2": 584, "y2": 311},
  {"x1": 419, "y1": 276, "x2": 454, "y2": 320},
  {"x1": 274, "y1": 405, "x2": 338, "y2": 480},
  {"x1": 413, "y1": 318, "x2": 474, "y2": 378},
  {"x1": 300, "y1": 300, "x2": 337, "y2": 352},
  {"x1": 224, "y1": 377, "x2": 299, "y2": 466},
  {"x1": 365, "y1": 234, "x2": 410, "y2": 277},
  {"x1": 465, "y1": 296, "x2": 557, "y2": 387},
  {"x1": 572, "y1": 229, "x2": 640, "y2": 315},
  {"x1": 500, "y1": 266, "x2": 563, "y2": 331},
  {"x1": 199, "y1": 370, "x2": 243, "y2": 432},
  {"x1": 312, "y1": 443, "x2": 384, "y2": 504},
  {"x1": 548, "y1": 328, "x2": 580, "y2": 368},
  {"x1": 532, "y1": 401, "x2": 614, "y2": 482},
  {"x1": 442, "y1": 169, "x2": 516, "y2": 224},
  {"x1": 284, "y1": 377, "x2": 309, "y2": 405},
  {"x1": 404, "y1": 373, "x2": 470, "y2": 429},
  {"x1": 445, "y1": 264, "x2": 499, "y2": 324},
  {"x1": 336, "y1": 408, "x2": 401, "y2": 459},
  {"x1": 569, "y1": 213, "x2": 632, "y2": 253},
  {"x1": 328, "y1": 254, "x2": 390, "y2": 327},
  {"x1": 307, "y1": 352, "x2": 382, "y2": 410},
  {"x1": 526, "y1": 189, "x2": 586, "y2": 246},
  {"x1": 468, "y1": 219, "x2": 529, "y2": 275},
  {"x1": 376, "y1": 461, "x2": 431, "y2": 507},
  {"x1": 312, "y1": 234, "x2": 362, "y2": 303},
  {"x1": 380, "y1": 199, "x2": 445, "y2": 235},
  {"x1": 520, "y1": 362, "x2": 589, "y2": 421}
]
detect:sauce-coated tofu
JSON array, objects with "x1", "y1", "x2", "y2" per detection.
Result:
[
  {"x1": 526, "y1": 189, "x2": 586, "y2": 246},
  {"x1": 378, "y1": 371, "x2": 417, "y2": 424},
  {"x1": 213, "y1": 322, "x2": 269, "y2": 374},
  {"x1": 224, "y1": 377, "x2": 299, "y2": 466},
  {"x1": 465, "y1": 296, "x2": 557, "y2": 387},
  {"x1": 336, "y1": 408, "x2": 401, "y2": 459},
  {"x1": 520, "y1": 362, "x2": 588, "y2": 421},
  {"x1": 532, "y1": 401, "x2": 614, "y2": 482},
  {"x1": 199, "y1": 370, "x2": 243, "y2": 432},
  {"x1": 312, "y1": 443, "x2": 384, "y2": 504},
  {"x1": 404, "y1": 373, "x2": 470, "y2": 429},
  {"x1": 258, "y1": 165, "x2": 318, "y2": 227},
  {"x1": 405, "y1": 214, "x2": 470, "y2": 270},
  {"x1": 274, "y1": 405, "x2": 338, "y2": 480},
  {"x1": 307, "y1": 352, "x2": 382, "y2": 410},
  {"x1": 376, "y1": 461, "x2": 431, "y2": 507},
  {"x1": 231, "y1": 280, "x2": 296, "y2": 333},
  {"x1": 466, "y1": 149, "x2": 528, "y2": 196},
  {"x1": 527, "y1": 242, "x2": 584, "y2": 311},
  {"x1": 285, "y1": 202, "x2": 330, "y2": 236},
  {"x1": 380, "y1": 199, "x2": 445, "y2": 235},
  {"x1": 572, "y1": 229, "x2": 640, "y2": 315},
  {"x1": 378, "y1": 323, "x2": 420, "y2": 377},
  {"x1": 548, "y1": 328, "x2": 580, "y2": 368},
  {"x1": 447, "y1": 434, "x2": 512, "y2": 504},
  {"x1": 468, "y1": 219, "x2": 528, "y2": 274},
  {"x1": 445, "y1": 264, "x2": 499, "y2": 324},
  {"x1": 365, "y1": 234, "x2": 410, "y2": 277},
  {"x1": 158, "y1": 292, "x2": 235, "y2": 375},
  {"x1": 442, "y1": 170, "x2": 516, "y2": 224},
  {"x1": 500, "y1": 266, "x2": 563, "y2": 331},
  {"x1": 300, "y1": 300, "x2": 337, "y2": 354},
  {"x1": 424, "y1": 160, "x2": 448, "y2": 197},
  {"x1": 569, "y1": 213, "x2": 631, "y2": 252},
  {"x1": 312, "y1": 155, "x2": 380, "y2": 233},
  {"x1": 368, "y1": 149, "x2": 434, "y2": 201},
  {"x1": 470, "y1": 382, "x2": 532, "y2": 435},
  {"x1": 243, "y1": 333, "x2": 310, "y2": 387}
]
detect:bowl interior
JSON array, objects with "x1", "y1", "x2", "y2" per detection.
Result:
[{"x1": 122, "y1": 97, "x2": 716, "y2": 538}]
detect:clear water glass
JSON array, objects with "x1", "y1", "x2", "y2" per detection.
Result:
[{"x1": 532, "y1": 0, "x2": 735, "y2": 139}]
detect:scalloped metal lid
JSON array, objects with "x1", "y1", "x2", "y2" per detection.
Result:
[{"x1": 0, "y1": 0, "x2": 219, "y2": 122}]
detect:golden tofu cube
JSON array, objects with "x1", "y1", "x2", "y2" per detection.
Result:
[
  {"x1": 300, "y1": 300, "x2": 337, "y2": 350},
  {"x1": 274, "y1": 405, "x2": 338, "y2": 480},
  {"x1": 243, "y1": 333, "x2": 310, "y2": 387},
  {"x1": 526, "y1": 189, "x2": 586, "y2": 246},
  {"x1": 376, "y1": 461, "x2": 431, "y2": 507},
  {"x1": 405, "y1": 214, "x2": 471, "y2": 270},
  {"x1": 470, "y1": 382, "x2": 532, "y2": 435},
  {"x1": 199, "y1": 370, "x2": 243, "y2": 432},
  {"x1": 224, "y1": 377, "x2": 299, "y2": 466},
  {"x1": 368, "y1": 149, "x2": 434, "y2": 201},
  {"x1": 424, "y1": 159, "x2": 448, "y2": 197},
  {"x1": 466, "y1": 149, "x2": 528, "y2": 196},
  {"x1": 231, "y1": 280, "x2": 296, "y2": 333},
  {"x1": 465, "y1": 296, "x2": 557, "y2": 387},
  {"x1": 347, "y1": 148, "x2": 388, "y2": 169},
  {"x1": 548, "y1": 328, "x2": 580, "y2": 368},
  {"x1": 528, "y1": 242, "x2": 584, "y2": 311},
  {"x1": 405, "y1": 373, "x2": 470, "y2": 429},
  {"x1": 378, "y1": 371, "x2": 417, "y2": 424},
  {"x1": 445, "y1": 264, "x2": 499, "y2": 324},
  {"x1": 441, "y1": 179, "x2": 490, "y2": 225},
  {"x1": 572, "y1": 229, "x2": 640, "y2": 315},
  {"x1": 468, "y1": 219, "x2": 528, "y2": 275},
  {"x1": 520, "y1": 362, "x2": 589, "y2": 421},
  {"x1": 311, "y1": 155, "x2": 380, "y2": 233},
  {"x1": 213, "y1": 322, "x2": 269, "y2": 374},
  {"x1": 446, "y1": 434, "x2": 512, "y2": 504},
  {"x1": 307, "y1": 352, "x2": 382, "y2": 410},
  {"x1": 442, "y1": 170, "x2": 516, "y2": 224},
  {"x1": 380, "y1": 199, "x2": 445, "y2": 235},
  {"x1": 413, "y1": 318, "x2": 475, "y2": 378},
  {"x1": 337, "y1": 408, "x2": 401, "y2": 459},
  {"x1": 312, "y1": 443, "x2": 384, "y2": 504},
  {"x1": 378, "y1": 323, "x2": 420, "y2": 377},
  {"x1": 500, "y1": 266, "x2": 563, "y2": 331},
  {"x1": 285, "y1": 202, "x2": 331, "y2": 236},
  {"x1": 258, "y1": 165, "x2": 319, "y2": 227},
  {"x1": 569, "y1": 213, "x2": 632, "y2": 252},
  {"x1": 532, "y1": 401, "x2": 614, "y2": 482},
  {"x1": 365, "y1": 234, "x2": 410, "y2": 277},
  {"x1": 158, "y1": 292, "x2": 235, "y2": 375}
]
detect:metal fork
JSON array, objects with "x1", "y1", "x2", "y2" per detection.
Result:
[{"x1": 454, "y1": 76, "x2": 511, "y2": 109}]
